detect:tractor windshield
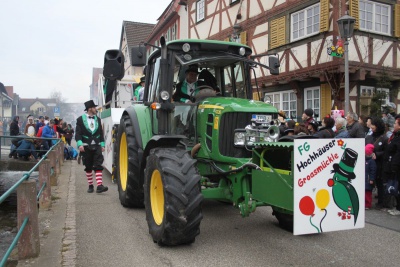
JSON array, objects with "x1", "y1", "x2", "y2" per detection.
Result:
[{"x1": 172, "y1": 52, "x2": 249, "y2": 100}]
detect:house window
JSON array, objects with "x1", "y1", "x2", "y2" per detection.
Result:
[
  {"x1": 265, "y1": 90, "x2": 297, "y2": 120},
  {"x1": 359, "y1": 0, "x2": 390, "y2": 35},
  {"x1": 124, "y1": 47, "x2": 128, "y2": 62},
  {"x1": 361, "y1": 86, "x2": 390, "y2": 104},
  {"x1": 196, "y1": 0, "x2": 205, "y2": 22},
  {"x1": 171, "y1": 23, "x2": 177, "y2": 40},
  {"x1": 361, "y1": 86, "x2": 374, "y2": 97},
  {"x1": 291, "y1": 3, "x2": 320, "y2": 41},
  {"x1": 304, "y1": 87, "x2": 320, "y2": 121},
  {"x1": 376, "y1": 88, "x2": 390, "y2": 105}
]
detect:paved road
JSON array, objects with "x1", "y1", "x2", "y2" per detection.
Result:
[
  {"x1": 16, "y1": 159, "x2": 400, "y2": 267},
  {"x1": 71, "y1": 164, "x2": 400, "y2": 267}
]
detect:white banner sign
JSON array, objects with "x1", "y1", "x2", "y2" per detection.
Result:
[{"x1": 293, "y1": 138, "x2": 365, "y2": 235}]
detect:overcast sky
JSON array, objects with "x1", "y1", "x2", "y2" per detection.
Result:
[{"x1": 0, "y1": 0, "x2": 169, "y2": 103}]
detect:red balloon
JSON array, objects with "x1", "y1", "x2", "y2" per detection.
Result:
[{"x1": 299, "y1": 196, "x2": 315, "y2": 216}]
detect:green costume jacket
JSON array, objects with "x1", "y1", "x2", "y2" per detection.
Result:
[{"x1": 75, "y1": 114, "x2": 105, "y2": 148}]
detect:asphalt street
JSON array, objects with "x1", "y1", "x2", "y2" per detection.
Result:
[{"x1": 17, "y1": 159, "x2": 400, "y2": 267}]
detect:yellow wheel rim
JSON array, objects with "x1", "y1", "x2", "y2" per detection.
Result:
[
  {"x1": 119, "y1": 132, "x2": 128, "y2": 191},
  {"x1": 150, "y1": 170, "x2": 164, "y2": 225}
]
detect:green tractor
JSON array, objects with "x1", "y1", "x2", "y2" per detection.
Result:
[{"x1": 104, "y1": 37, "x2": 295, "y2": 246}]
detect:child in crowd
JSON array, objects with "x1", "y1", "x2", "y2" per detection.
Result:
[{"x1": 365, "y1": 144, "x2": 376, "y2": 209}]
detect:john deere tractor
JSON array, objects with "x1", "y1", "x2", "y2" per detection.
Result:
[{"x1": 102, "y1": 37, "x2": 295, "y2": 246}]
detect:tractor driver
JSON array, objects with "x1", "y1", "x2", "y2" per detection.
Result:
[{"x1": 173, "y1": 64, "x2": 200, "y2": 103}]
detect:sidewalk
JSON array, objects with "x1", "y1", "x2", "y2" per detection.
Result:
[{"x1": 17, "y1": 159, "x2": 77, "y2": 267}]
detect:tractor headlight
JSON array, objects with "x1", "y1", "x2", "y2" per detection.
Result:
[
  {"x1": 182, "y1": 43, "x2": 190, "y2": 52},
  {"x1": 239, "y1": 47, "x2": 246, "y2": 56},
  {"x1": 161, "y1": 91, "x2": 170, "y2": 100},
  {"x1": 234, "y1": 130, "x2": 246, "y2": 147}
]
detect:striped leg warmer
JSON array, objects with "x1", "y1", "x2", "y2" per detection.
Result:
[
  {"x1": 95, "y1": 170, "x2": 103, "y2": 186},
  {"x1": 86, "y1": 171, "x2": 93, "y2": 185}
]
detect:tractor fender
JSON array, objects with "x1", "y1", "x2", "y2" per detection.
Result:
[
  {"x1": 142, "y1": 135, "x2": 187, "y2": 173},
  {"x1": 123, "y1": 106, "x2": 144, "y2": 149}
]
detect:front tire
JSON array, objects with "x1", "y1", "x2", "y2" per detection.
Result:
[
  {"x1": 144, "y1": 148, "x2": 203, "y2": 246},
  {"x1": 115, "y1": 114, "x2": 144, "y2": 208}
]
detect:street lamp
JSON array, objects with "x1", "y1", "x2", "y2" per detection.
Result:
[{"x1": 337, "y1": 12, "x2": 356, "y2": 116}]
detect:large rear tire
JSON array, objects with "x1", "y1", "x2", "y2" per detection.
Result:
[
  {"x1": 144, "y1": 148, "x2": 203, "y2": 246},
  {"x1": 272, "y1": 209, "x2": 293, "y2": 232},
  {"x1": 115, "y1": 114, "x2": 144, "y2": 208}
]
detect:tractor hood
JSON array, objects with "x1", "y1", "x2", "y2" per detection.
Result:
[{"x1": 198, "y1": 97, "x2": 278, "y2": 113}]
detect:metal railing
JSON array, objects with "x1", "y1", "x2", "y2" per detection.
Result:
[{"x1": 0, "y1": 138, "x2": 62, "y2": 267}]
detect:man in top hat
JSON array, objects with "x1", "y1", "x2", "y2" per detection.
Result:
[
  {"x1": 75, "y1": 100, "x2": 108, "y2": 193},
  {"x1": 134, "y1": 76, "x2": 145, "y2": 101},
  {"x1": 173, "y1": 64, "x2": 200, "y2": 103}
]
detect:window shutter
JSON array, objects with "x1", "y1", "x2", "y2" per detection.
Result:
[
  {"x1": 253, "y1": 92, "x2": 260, "y2": 101},
  {"x1": 270, "y1": 16, "x2": 286, "y2": 49},
  {"x1": 240, "y1": 31, "x2": 247, "y2": 45},
  {"x1": 349, "y1": 0, "x2": 359, "y2": 30},
  {"x1": 319, "y1": 0, "x2": 329, "y2": 32},
  {"x1": 320, "y1": 84, "x2": 332, "y2": 117},
  {"x1": 395, "y1": 4, "x2": 400, "y2": 37}
]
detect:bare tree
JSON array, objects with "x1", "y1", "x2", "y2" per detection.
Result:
[{"x1": 49, "y1": 90, "x2": 73, "y2": 120}]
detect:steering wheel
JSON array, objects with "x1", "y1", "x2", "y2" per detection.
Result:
[{"x1": 189, "y1": 85, "x2": 215, "y2": 102}]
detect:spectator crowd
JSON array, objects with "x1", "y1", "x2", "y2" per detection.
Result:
[{"x1": 5, "y1": 114, "x2": 77, "y2": 162}]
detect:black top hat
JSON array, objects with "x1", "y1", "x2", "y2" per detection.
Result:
[
  {"x1": 332, "y1": 148, "x2": 358, "y2": 181},
  {"x1": 185, "y1": 64, "x2": 199, "y2": 74},
  {"x1": 84, "y1": 100, "x2": 98, "y2": 111},
  {"x1": 140, "y1": 76, "x2": 145, "y2": 83}
]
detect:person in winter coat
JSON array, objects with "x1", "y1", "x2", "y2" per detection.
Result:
[
  {"x1": 346, "y1": 112, "x2": 365, "y2": 138},
  {"x1": 42, "y1": 119, "x2": 57, "y2": 148},
  {"x1": 63, "y1": 123, "x2": 74, "y2": 146},
  {"x1": 313, "y1": 115, "x2": 335, "y2": 138},
  {"x1": 24, "y1": 115, "x2": 36, "y2": 136},
  {"x1": 9, "y1": 116, "x2": 20, "y2": 136},
  {"x1": 302, "y1": 108, "x2": 317, "y2": 127},
  {"x1": 16, "y1": 138, "x2": 38, "y2": 160},
  {"x1": 334, "y1": 116, "x2": 349, "y2": 138},
  {"x1": 9, "y1": 116, "x2": 20, "y2": 158},
  {"x1": 382, "y1": 118, "x2": 400, "y2": 215},
  {"x1": 359, "y1": 114, "x2": 370, "y2": 136},
  {"x1": 365, "y1": 144, "x2": 376, "y2": 209},
  {"x1": 365, "y1": 117, "x2": 388, "y2": 207}
]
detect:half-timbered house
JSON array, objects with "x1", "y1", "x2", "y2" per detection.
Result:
[
  {"x1": 185, "y1": 0, "x2": 400, "y2": 120},
  {"x1": 146, "y1": 0, "x2": 189, "y2": 56}
]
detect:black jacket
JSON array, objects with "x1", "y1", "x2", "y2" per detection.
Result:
[
  {"x1": 75, "y1": 115, "x2": 105, "y2": 148},
  {"x1": 383, "y1": 131, "x2": 400, "y2": 174},
  {"x1": 10, "y1": 117, "x2": 19, "y2": 136},
  {"x1": 346, "y1": 121, "x2": 365, "y2": 138},
  {"x1": 313, "y1": 127, "x2": 335, "y2": 138}
]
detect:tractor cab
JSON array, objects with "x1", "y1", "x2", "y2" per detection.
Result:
[{"x1": 132, "y1": 38, "x2": 280, "y2": 146}]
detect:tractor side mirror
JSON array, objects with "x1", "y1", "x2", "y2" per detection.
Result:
[
  {"x1": 103, "y1": 50, "x2": 125, "y2": 80},
  {"x1": 268, "y1": 55, "x2": 280, "y2": 75},
  {"x1": 131, "y1": 46, "x2": 147, "y2": 67}
]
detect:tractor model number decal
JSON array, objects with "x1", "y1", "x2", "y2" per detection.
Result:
[{"x1": 213, "y1": 116, "x2": 219, "y2": 130}]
